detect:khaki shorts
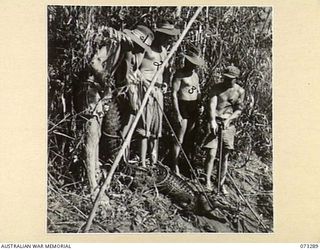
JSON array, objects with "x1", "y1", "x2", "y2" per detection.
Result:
[
  {"x1": 136, "y1": 86, "x2": 163, "y2": 138},
  {"x1": 202, "y1": 124, "x2": 236, "y2": 150}
]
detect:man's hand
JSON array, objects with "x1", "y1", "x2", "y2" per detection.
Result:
[
  {"x1": 162, "y1": 82, "x2": 168, "y2": 94},
  {"x1": 223, "y1": 118, "x2": 231, "y2": 129},
  {"x1": 199, "y1": 105, "x2": 204, "y2": 115},
  {"x1": 177, "y1": 114, "x2": 183, "y2": 125},
  {"x1": 210, "y1": 120, "x2": 218, "y2": 135}
]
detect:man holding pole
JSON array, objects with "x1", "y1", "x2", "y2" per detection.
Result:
[
  {"x1": 136, "y1": 20, "x2": 180, "y2": 168},
  {"x1": 114, "y1": 25, "x2": 155, "y2": 163},
  {"x1": 203, "y1": 66, "x2": 245, "y2": 194}
]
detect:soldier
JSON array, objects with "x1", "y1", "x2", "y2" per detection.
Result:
[
  {"x1": 137, "y1": 21, "x2": 180, "y2": 168},
  {"x1": 203, "y1": 66, "x2": 245, "y2": 194},
  {"x1": 172, "y1": 46, "x2": 204, "y2": 176},
  {"x1": 76, "y1": 25, "x2": 154, "y2": 197},
  {"x1": 114, "y1": 25, "x2": 155, "y2": 162}
]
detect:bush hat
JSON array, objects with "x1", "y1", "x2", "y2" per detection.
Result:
[
  {"x1": 155, "y1": 21, "x2": 180, "y2": 36},
  {"x1": 183, "y1": 46, "x2": 205, "y2": 66},
  {"x1": 123, "y1": 25, "x2": 154, "y2": 51},
  {"x1": 222, "y1": 66, "x2": 240, "y2": 79}
]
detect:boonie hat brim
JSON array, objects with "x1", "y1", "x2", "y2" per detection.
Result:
[
  {"x1": 183, "y1": 54, "x2": 205, "y2": 66},
  {"x1": 123, "y1": 29, "x2": 151, "y2": 52},
  {"x1": 222, "y1": 73, "x2": 238, "y2": 78},
  {"x1": 155, "y1": 27, "x2": 180, "y2": 36}
]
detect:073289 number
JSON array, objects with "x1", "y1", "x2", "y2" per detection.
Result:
[{"x1": 300, "y1": 244, "x2": 319, "y2": 248}]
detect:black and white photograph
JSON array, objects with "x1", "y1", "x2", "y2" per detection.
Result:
[{"x1": 47, "y1": 6, "x2": 273, "y2": 233}]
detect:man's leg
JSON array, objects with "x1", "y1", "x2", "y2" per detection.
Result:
[
  {"x1": 140, "y1": 137, "x2": 148, "y2": 168},
  {"x1": 220, "y1": 151, "x2": 229, "y2": 187},
  {"x1": 184, "y1": 118, "x2": 197, "y2": 162},
  {"x1": 150, "y1": 93, "x2": 162, "y2": 167},
  {"x1": 218, "y1": 151, "x2": 230, "y2": 195},
  {"x1": 173, "y1": 119, "x2": 188, "y2": 175},
  {"x1": 150, "y1": 138, "x2": 159, "y2": 166},
  {"x1": 219, "y1": 125, "x2": 235, "y2": 194},
  {"x1": 205, "y1": 147, "x2": 218, "y2": 191}
]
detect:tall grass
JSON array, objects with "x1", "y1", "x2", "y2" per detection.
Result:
[{"x1": 48, "y1": 5, "x2": 272, "y2": 178}]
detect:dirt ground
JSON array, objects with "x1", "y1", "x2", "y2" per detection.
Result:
[{"x1": 47, "y1": 152, "x2": 273, "y2": 233}]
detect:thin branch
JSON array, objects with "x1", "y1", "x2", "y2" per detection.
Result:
[
  {"x1": 227, "y1": 172, "x2": 268, "y2": 231},
  {"x1": 52, "y1": 130, "x2": 75, "y2": 140},
  {"x1": 48, "y1": 114, "x2": 71, "y2": 133}
]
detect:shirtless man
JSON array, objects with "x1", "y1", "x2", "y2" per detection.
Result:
[
  {"x1": 114, "y1": 25, "x2": 155, "y2": 162},
  {"x1": 203, "y1": 66, "x2": 245, "y2": 194},
  {"x1": 172, "y1": 46, "x2": 204, "y2": 176},
  {"x1": 137, "y1": 21, "x2": 180, "y2": 168}
]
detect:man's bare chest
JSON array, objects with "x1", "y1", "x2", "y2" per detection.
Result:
[
  {"x1": 217, "y1": 88, "x2": 240, "y2": 104},
  {"x1": 142, "y1": 49, "x2": 165, "y2": 68},
  {"x1": 181, "y1": 74, "x2": 199, "y2": 89}
]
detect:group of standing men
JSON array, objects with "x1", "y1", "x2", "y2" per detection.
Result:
[{"x1": 110, "y1": 21, "x2": 245, "y2": 195}]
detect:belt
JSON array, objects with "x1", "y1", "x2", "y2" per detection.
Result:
[
  {"x1": 154, "y1": 82, "x2": 163, "y2": 88},
  {"x1": 143, "y1": 81, "x2": 163, "y2": 89}
]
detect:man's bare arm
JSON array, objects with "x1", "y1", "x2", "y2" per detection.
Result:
[
  {"x1": 162, "y1": 66, "x2": 171, "y2": 93},
  {"x1": 224, "y1": 88, "x2": 245, "y2": 127},
  {"x1": 124, "y1": 52, "x2": 135, "y2": 83},
  {"x1": 197, "y1": 77, "x2": 204, "y2": 114},
  {"x1": 209, "y1": 95, "x2": 218, "y2": 134},
  {"x1": 123, "y1": 52, "x2": 140, "y2": 112},
  {"x1": 196, "y1": 75, "x2": 201, "y2": 100},
  {"x1": 172, "y1": 76, "x2": 182, "y2": 123}
]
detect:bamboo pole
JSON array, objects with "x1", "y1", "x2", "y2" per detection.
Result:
[{"x1": 83, "y1": 7, "x2": 203, "y2": 233}]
